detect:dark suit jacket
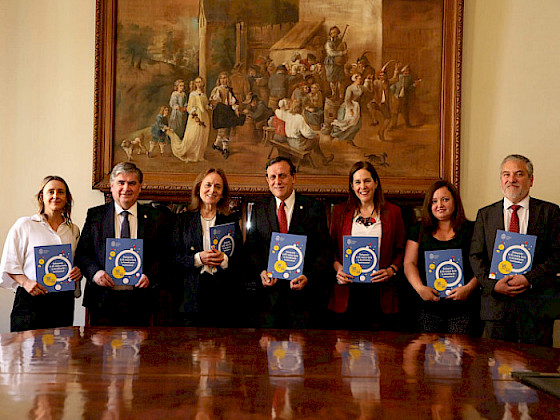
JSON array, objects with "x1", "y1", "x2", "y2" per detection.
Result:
[
  {"x1": 171, "y1": 210, "x2": 243, "y2": 318},
  {"x1": 244, "y1": 193, "x2": 332, "y2": 317},
  {"x1": 328, "y1": 201, "x2": 406, "y2": 314},
  {"x1": 75, "y1": 202, "x2": 171, "y2": 314},
  {"x1": 469, "y1": 197, "x2": 560, "y2": 320}
]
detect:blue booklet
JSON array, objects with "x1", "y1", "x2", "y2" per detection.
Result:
[
  {"x1": 425, "y1": 249, "x2": 464, "y2": 297},
  {"x1": 105, "y1": 238, "x2": 143, "y2": 286},
  {"x1": 34, "y1": 244, "x2": 74, "y2": 292},
  {"x1": 342, "y1": 236, "x2": 379, "y2": 282},
  {"x1": 210, "y1": 222, "x2": 236, "y2": 257},
  {"x1": 489, "y1": 230, "x2": 537, "y2": 280},
  {"x1": 424, "y1": 339, "x2": 463, "y2": 380},
  {"x1": 267, "y1": 341, "x2": 304, "y2": 376},
  {"x1": 267, "y1": 233, "x2": 307, "y2": 280}
]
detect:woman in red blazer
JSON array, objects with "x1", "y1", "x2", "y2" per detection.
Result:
[{"x1": 328, "y1": 161, "x2": 406, "y2": 330}]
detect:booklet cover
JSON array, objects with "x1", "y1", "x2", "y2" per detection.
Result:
[
  {"x1": 267, "y1": 341, "x2": 304, "y2": 376},
  {"x1": 342, "y1": 236, "x2": 379, "y2": 282},
  {"x1": 424, "y1": 339, "x2": 463, "y2": 381},
  {"x1": 34, "y1": 244, "x2": 74, "y2": 292},
  {"x1": 267, "y1": 233, "x2": 307, "y2": 280},
  {"x1": 210, "y1": 222, "x2": 236, "y2": 257},
  {"x1": 425, "y1": 249, "x2": 464, "y2": 297},
  {"x1": 489, "y1": 230, "x2": 537, "y2": 280},
  {"x1": 105, "y1": 238, "x2": 143, "y2": 286}
]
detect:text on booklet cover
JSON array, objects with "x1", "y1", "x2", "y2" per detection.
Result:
[
  {"x1": 342, "y1": 236, "x2": 379, "y2": 282},
  {"x1": 210, "y1": 222, "x2": 236, "y2": 257},
  {"x1": 267, "y1": 233, "x2": 307, "y2": 280},
  {"x1": 105, "y1": 238, "x2": 143, "y2": 285},
  {"x1": 425, "y1": 249, "x2": 463, "y2": 297},
  {"x1": 489, "y1": 230, "x2": 536, "y2": 279},
  {"x1": 34, "y1": 244, "x2": 74, "y2": 292}
]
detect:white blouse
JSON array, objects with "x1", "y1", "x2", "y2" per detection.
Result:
[
  {"x1": 351, "y1": 213, "x2": 383, "y2": 257},
  {"x1": 0, "y1": 214, "x2": 80, "y2": 292}
]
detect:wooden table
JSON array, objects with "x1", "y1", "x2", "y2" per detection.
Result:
[{"x1": 0, "y1": 327, "x2": 559, "y2": 419}]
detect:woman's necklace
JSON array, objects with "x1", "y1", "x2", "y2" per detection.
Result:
[{"x1": 356, "y1": 207, "x2": 376, "y2": 226}]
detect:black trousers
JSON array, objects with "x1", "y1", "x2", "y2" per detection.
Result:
[{"x1": 11, "y1": 287, "x2": 74, "y2": 332}]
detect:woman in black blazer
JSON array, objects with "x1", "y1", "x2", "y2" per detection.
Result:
[{"x1": 172, "y1": 168, "x2": 242, "y2": 326}]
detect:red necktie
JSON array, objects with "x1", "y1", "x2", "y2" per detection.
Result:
[
  {"x1": 509, "y1": 205, "x2": 520, "y2": 233},
  {"x1": 278, "y1": 201, "x2": 288, "y2": 233}
]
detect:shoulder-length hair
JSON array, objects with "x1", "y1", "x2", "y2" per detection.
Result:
[
  {"x1": 189, "y1": 168, "x2": 231, "y2": 215},
  {"x1": 346, "y1": 161, "x2": 384, "y2": 212},
  {"x1": 36, "y1": 175, "x2": 73, "y2": 225},
  {"x1": 421, "y1": 180, "x2": 466, "y2": 233}
]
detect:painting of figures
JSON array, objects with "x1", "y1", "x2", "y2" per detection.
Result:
[{"x1": 94, "y1": 0, "x2": 462, "y2": 196}]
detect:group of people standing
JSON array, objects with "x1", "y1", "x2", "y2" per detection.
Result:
[{"x1": 1, "y1": 154, "x2": 558, "y2": 346}]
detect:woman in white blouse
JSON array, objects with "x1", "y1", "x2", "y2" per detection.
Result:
[{"x1": 0, "y1": 176, "x2": 82, "y2": 331}]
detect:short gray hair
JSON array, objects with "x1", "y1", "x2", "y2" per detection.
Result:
[
  {"x1": 110, "y1": 162, "x2": 143, "y2": 183},
  {"x1": 500, "y1": 154, "x2": 533, "y2": 178}
]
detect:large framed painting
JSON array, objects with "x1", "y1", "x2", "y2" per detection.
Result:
[{"x1": 93, "y1": 0, "x2": 463, "y2": 200}]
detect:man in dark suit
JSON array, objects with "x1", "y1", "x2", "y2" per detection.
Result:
[
  {"x1": 470, "y1": 154, "x2": 560, "y2": 346},
  {"x1": 245, "y1": 156, "x2": 332, "y2": 328},
  {"x1": 75, "y1": 162, "x2": 171, "y2": 326}
]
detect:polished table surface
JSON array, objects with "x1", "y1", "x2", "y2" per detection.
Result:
[{"x1": 0, "y1": 327, "x2": 559, "y2": 419}]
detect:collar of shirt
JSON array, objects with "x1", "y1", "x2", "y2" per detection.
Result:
[
  {"x1": 275, "y1": 190, "x2": 296, "y2": 230},
  {"x1": 503, "y1": 195, "x2": 530, "y2": 234},
  {"x1": 114, "y1": 202, "x2": 138, "y2": 238}
]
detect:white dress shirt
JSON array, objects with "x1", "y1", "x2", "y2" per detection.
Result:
[
  {"x1": 0, "y1": 214, "x2": 80, "y2": 292},
  {"x1": 114, "y1": 202, "x2": 138, "y2": 238},
  {"x1": 351, "y1": 212, "x2": 383, "y2": 257},
  {"x1": 274, "y1": 190, "x2": 296, "y2": 231}
]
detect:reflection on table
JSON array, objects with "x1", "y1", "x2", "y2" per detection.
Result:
[{"x1": 0, "y1": 328, "x2": 559, "y2": 419}]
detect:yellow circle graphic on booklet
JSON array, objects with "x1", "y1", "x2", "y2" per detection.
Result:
[
  {"x1": 42, "y1": 334, "x2": 54, "y2": 346},
  {"x1": 498, "y1": 260, "x2": 513, "y2": 275},
  {"x1": 273, "y1": 348, "x2": 286, "y2": 359},
  {"x1": 349, "y1": 349, "x2": 362, "y2": 359},
  {"x1": 274, "y1": 260, "x2": 287, "y2": 273},
  {"x1": 111, "y1": 339, "x2": 123, "y2": 349},
  {"x1": 349, "y1": 263, "x2": 362, "y2": 276},
  {"x1": 112, "y1": 266, "x2": 125, "y2": 279},
  {"x1": 43, "y1": 273, "x2": 57, "y2": 286},
  {"x1": 433, "y1": 342, "x2": 446, "y2": 353},
  {"x1": 498, "y1": 244, "x2": 505, "y2": 251},
  {"x1": 429, "y1": 263, "x2": 435, "y2": 270},
  {"x1": 38, "y1": 258, "x2": 45, "y2": 265},
  {"x1": 434, "y1": 278, "x2": 447, "y2": 291},
  {"x1": 346, "y1": 249, "x2": 352, "y2": 255},
  {"x1": 109, "y1": 250, "x2": 116, "y2": 257}
]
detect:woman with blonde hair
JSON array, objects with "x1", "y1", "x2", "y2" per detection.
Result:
[
  {"x1": 0, "y1": 176, "x2": 82, "y2": 331},
  {"x1": 170, "y1": 76, "x2": 210, "y2": 162}
]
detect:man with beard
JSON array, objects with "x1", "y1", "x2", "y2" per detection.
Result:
[{"x1": 470, "y1": 154, "x2": 560, "y2": 346}]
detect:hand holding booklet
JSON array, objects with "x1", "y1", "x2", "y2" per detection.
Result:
[
  {"x1": 489, "y1": 230, "x2": 536, "y2": 280},
  {"x1": 342, "y1": 236, "x2": 379, "y2": 282},
  {"x1": 105, "y1": 238, "x2": 143, "y2": 286},
  {"x1": 267, "y1": 233, "x2": 307, "y2": 280},
  {"x1": 34, "y1": 244, "x2": 75, "y2": 292},
  {"x1": 424, "y1": 249, "x2": 463, "y2": 297}
]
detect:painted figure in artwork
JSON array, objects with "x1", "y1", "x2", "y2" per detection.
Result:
[
  {"x1": 331, "y1": 73, "x2": 372, "y2": 147},
  {"x1": 169, "y1": 77, "x2": 210, "y2": 163},
  {"x1": 169, "y1": 80, "x2": 188, "y2": 139},
  {"x1": 324, "y1": 25, "x2": 348, "y2": 100},
  {"x1": 390, "y1": 64, "x2": 422, "y2": 128},
  {"x1": 209, "y1": 71, "x2": 246, "y2": 160},
  {"x1": 149, "y1": 106, "x2": 171, "y2": 157}
]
